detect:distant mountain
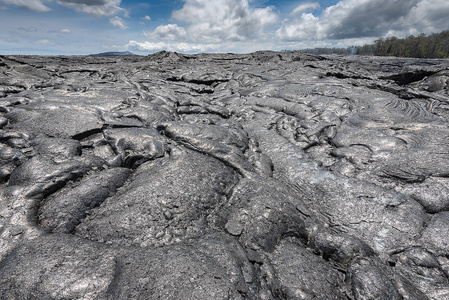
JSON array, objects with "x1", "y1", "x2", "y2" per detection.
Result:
[{"x1": 90, "y1": 51, "x2": 136, "y2": 56}]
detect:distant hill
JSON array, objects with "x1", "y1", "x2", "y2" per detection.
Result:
[{"x1": 90, "y1": 51, "x2": 136, "y2": 56}]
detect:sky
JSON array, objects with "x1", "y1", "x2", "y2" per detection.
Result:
[{"x1": 0, "y1": 0, "x2": 448, "y2": 55}]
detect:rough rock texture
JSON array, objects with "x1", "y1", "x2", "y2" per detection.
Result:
[{"x1": 1, "y1": 51, "x2": 449, "y2": 299}]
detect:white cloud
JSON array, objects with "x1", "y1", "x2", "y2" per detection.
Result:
[
  {"x1": 36, "y1": 39, "x2": 51, "y2": 44},
  {"x1": 109, "y1": 16, "x2": 128, "y2": 30},
  {"x1": 0, "y1": 0, "x2": 126, "y2": 16},
  {"x1": 145, "y1": 24, "x2": 187, "y2": 41},
  {"x1": 290, "y1": 2, "x2": 320, "y2": 16},
  {"x1": 277, "y1": 0, "x2": 449, "y2": 43},
  {"x1": 59, "y1": 28, "x2": 71, "y2": 34},
  {"x1": 125, "y1": 0, "x2": 449, "y2": 54},
  {"x1": 398, "y1": 0, "x2": 449, "y2": 36},
  {"x1": 322, "y1": 0, "x2": 420, "y2": 39},
  {"x1": 144, "y1": 15, "x2": 151, "y2": 21},
  {"x1": 172, "y1": 0, "x2": 278, "y2": 43},
  {"x1": 128, "y1": 0, "x2": 280, "y2": 54},
  {"x1": 18, "y1": 26, "x2": 38, "y2": 32},
  {"x1": 277, "y1": 13, "x2": 322, "y2": 41},
  {"x1": 126, "y1": 40, "x2": 218, "y2": 53},
  {"x1": 126, "y1": 41, "x2": 167, "y2": 51},
  {"x1": 0, "y1": 0, "x2": 50, "y2": 12},
  {"x1": 56, "y1": 0, "x2": 124, "y2": 17}
]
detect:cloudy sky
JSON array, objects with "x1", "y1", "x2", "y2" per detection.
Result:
[{"x1": 0, "y1": 0, "x2": 448, "y2": 55}]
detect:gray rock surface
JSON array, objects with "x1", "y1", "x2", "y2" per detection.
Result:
[{"x1": 1, "y1": 51, "x2": 449, "y2": 299}]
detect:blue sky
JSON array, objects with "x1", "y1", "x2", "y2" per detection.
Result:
[{"x1": 1, "y1": 0, "x2": 448, "y2": 55}]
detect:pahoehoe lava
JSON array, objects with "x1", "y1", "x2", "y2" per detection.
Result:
[{"x1": 1, "y1": 51, "x2": 449, "y2": 299}]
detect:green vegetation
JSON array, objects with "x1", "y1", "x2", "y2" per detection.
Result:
[
  {"x1": 301, "y1": 30, "x2": 449, "y2": 58},
  {"x1": 355, "y1": 30, "x2": 449, "y2": 58}
]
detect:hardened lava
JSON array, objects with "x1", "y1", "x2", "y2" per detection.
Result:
[{"x1": 1, "y1": 51, "x2": 449, "y2": 299}]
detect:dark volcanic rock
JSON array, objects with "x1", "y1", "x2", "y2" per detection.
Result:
[
  {"x1": 38, "y1": 167, "x2": 131, "y2": 233},
  {"x1": 268, "y1": 240, "x2": 347, "y2": 299},
  {"x1": 1, "y1": 52, "x2": 449, "y2": 299},
  {"x1": 75, "y1": 147, "x2": 239, "y2": 248},
  {"x1": 6, "y1": 104, "x2": 104, "y2": 139},
  {"x1": 103, "y1": 127, "x2": 167, "y2": 168}
]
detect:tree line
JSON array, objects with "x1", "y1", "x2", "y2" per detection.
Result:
[
  {"x1": 355, "y1": 30, "x2": 449, "y2": 58},
  {"x1": 301, "y1": 30, "x2": 449, "y2": 58}
]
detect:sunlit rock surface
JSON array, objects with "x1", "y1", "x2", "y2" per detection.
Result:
[{"x1": 1, "y1": 51, "x2": 449, "y2": 299}]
